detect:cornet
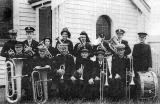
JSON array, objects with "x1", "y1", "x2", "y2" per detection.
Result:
[
  {"x1": 79, "y1": 64, "x2": 84, "y2": 80},
  {"x1": 24, "y1": 44, "x2": 34, "y2": 55},
  {"x1": 59, "y1": 64, "x2": 65, "y2": 79}
]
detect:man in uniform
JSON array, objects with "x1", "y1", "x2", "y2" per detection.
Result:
[
  {"x1": 1, "y1": 29, "x2": 18, "y2": 60},
  {"x1": 116, "y1": 29, "x2": 131, "y2": 56},
  {"x1": 23, "y1": 27, "x2": 39, "y2": 57},
  {"x1": 109, "y1": 44, "x2": 130, "y2": 101},
  {"x1": 53, "y1": 43, "x2": 76, "y2": 99},
  {"x1": 75, "y1": 47, "x2": 94, "y2": 99},
  {"x1": 132, "y1": 32, "x2": 152, "y2": 72}
]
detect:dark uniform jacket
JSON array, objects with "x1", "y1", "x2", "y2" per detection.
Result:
[
  {"x1": 74, "y1": 42, "x2": 93, "y2": 59},
  {"x1": 55, "y1": 39, "x2": 73, "y2": 55},
  {"x1": 23, "y1": 39, "x2": 39, "y2": 56},
  {"x1": 1, "y1": 40, "x2": 17, "y2": 59},
  {"x1": 132, "y1": 43, "x2": 152, "y2": 72},
  {"x1": 47, "y1": 46, "x2": 57, "y2": 57},
  {"x1": 111, "y1": 54, "x2": 130, "y2": 80},
  {"x1": 92, "y1": 59, "x2": 110, "y2": 79},
  {"x1": 54, "y1": 54, "x2": 75, "y2": 79},
  {"x1": 75, "y1": 58, "x2": 94, "y2": 82},
  {"x1": 120, "y1": 40, "x2": 131, "y2": 56}
]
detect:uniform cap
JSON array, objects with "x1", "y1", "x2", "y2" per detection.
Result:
[
  {"x1": 116, "y1": 44, "x2": 125, "y2": 50},
  {"x1": 37, "y1": 44, "x2": 47, "y2": 51},
  {"x1": 96, "y1": 48, "x2": 105, "y2": 55},
  {"x1": 15, "y1": 41, "x2": 23, "y2": 48},
  {"x1": 8, "y1": 29, "x2": 18, "y2": 34},
  {"x1": 116, "y1": 29, "x2": 125, "y2": 34},
  {"x1": 138, "y1": 32, "x2": 147, "y2": 38},
  {"x1": 25, "y1": 27, "x2": 35, "y2": 32},
  {"x1": 80, "y1": 47, "x2": 89, "y2": 53}
]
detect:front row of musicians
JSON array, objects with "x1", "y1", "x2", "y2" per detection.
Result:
[{"x1": 0, "y1": 27, "x2": 152, "y2": 101}]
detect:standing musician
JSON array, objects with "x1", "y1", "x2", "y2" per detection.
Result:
[
  {"x1": 132, "y1": 32, "x2": 152, "y2": 73},
  {"x1": 55, "y1": 28, "x2": 74, "y2": 55},
  {"x1": 43, "y1": 37, "x2": 57, "y2": 58},
  {"x1": 115, "y1": 29, "x2": 131, "y2": 56},
  {"x1": 53, "y1": 43, "x2": 76, "y2": 99},
  {"x1": 132, "y1": 32, "x2": 152, "y2": 100},
  {"x1": 23, "y1": 27, "x2": 39, "y2": 57},
  {"x1": 74, "y1": 31, "x2": 93, "y2": 59},
  {"x1": 89, "y1": 48, "x2": 110, "y2": 99},
  {"x1": 109, "y1": 44, "x2": 130, "y2": 100},
  {"x1": 1, "y1": 29, "x2": 18, "y2": 60},
  {"x1": 75, "y1": 47, "x2": 94, "y2": 99}
]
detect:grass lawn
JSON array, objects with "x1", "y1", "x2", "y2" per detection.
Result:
[{"x1": 0, "y1": 77, "x2": 160, "y2": 104}]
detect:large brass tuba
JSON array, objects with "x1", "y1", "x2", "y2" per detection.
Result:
[
  {"x1": 31, "y1": 65, "x2": 51, "y2": 104},
  {"x1": 5, "y1": 58, "x2": 27, "y2": 103}
]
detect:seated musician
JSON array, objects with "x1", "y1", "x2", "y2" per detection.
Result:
[
  {"x1": 1, "y1": 29, "x2": 18, "y2": 60},
  {"x1": 53, "y1": 43, "x2": 76, "y2": 99},
  {"x1": 74, "y1": 31, "x2": 93, "y2": 59},
  {"x1": 109, "y1": 44, "x2": 130, "y2": 101},
  {"x1": 22, "y1": 44, "x2": 52, "y2": 100},
  {"x1": 89, "y1": 48, "x2": 109, "y2": 99},
  {"x1": 75, "y1": 47, "x2": 94, "y2": 99}
]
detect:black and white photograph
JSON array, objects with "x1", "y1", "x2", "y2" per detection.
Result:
[{"x1": 0, "y1": 0, "x2": 159, "y2": 104}]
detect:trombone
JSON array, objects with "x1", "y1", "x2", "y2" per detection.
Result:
[
  {"x1": 100, "y1": 57, "x2": 109, "y2": 102},
  {"x1": 126, "y1": 56, "x2": 135, "y2": 100}
]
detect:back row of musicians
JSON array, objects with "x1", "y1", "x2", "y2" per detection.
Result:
[{"x1": 0, "y1": 27, "x2": 152, "y2": 101}]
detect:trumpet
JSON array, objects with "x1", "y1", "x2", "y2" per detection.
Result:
[
  {"x1": 78, "y1": 37, "x2": 85, "y2": 50},
  {"x1": 24, "y1": 44, "x2": 34, "y2": 55},
  {"x1": 32, "y1": 65, "x2": 51, "y2": 104},
  {"x1": 129, "y1": 56, "x2": 135, "y2": 85},
  {"x1": 79, "y1": 64, "x2": 84, "y2": 80}
]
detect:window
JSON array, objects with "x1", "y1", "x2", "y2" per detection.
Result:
[
  {"x1": 0, "y1": 0, "x2": 13, "y2": 46},
  {"x1": 96, "y1": 15, "x2": 111, "y2": 40}
]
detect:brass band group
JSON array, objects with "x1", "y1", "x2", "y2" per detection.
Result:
[{"x1": 1, "y1": 27, "x2": 158, "y2": 103}]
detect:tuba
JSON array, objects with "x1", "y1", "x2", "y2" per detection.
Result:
[
  {"x1": 31, "y1": 65, "x2": 51, "y2": 104},
  {"x1": 108, "y1": 36, "x2": 120, "y2": 54},
  {"x1": 5, "y1": 58, "x2": 27, "y2": 103}
]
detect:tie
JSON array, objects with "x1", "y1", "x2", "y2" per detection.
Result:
[{"x1": 28, "y1": 40, "x2": 31, "y2": 46}]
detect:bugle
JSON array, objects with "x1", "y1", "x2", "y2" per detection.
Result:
[
  {"x1": 129, "y1": 56, "x2": 135, "y2": 85},
  {"x1": 5, "y1": 58, "x2": 27, "y2": 103},
  {"x1": 59, "y1": 64, "x2": 65, "y2": 80},
  {"x1": 104, "y1": 58, "x2": 109, "y2": 86},
  {"x1": 32, "y1": 65, "x2": 51, "y2": 104}
]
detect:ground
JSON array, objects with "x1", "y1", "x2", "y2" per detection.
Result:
[{"x1": 0, "y1": 77, "x2": 160, "y2": 104}]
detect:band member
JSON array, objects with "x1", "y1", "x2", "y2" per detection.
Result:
[
  {"x1": 116, "y1": 29, "x2": 131, "y2": 56},
  {"x1": 1, "y1": 29, "x2": 18, "y2": 60},
  {"x1": 55, "y1": 28, "x2": 74, "y2": 55},
  {"x1": 89, "y1": 48, "x2": 109, "y2": 99},
  {"x1": 53, "y1": 43, "x2": 76, "y2": 99},
  {"x1": 23, "y1": 27, "x2": 39, "y2": 57},
  {"x1": 109, "y1": 44, "x2": 130, "y2": 100},
  {"x1": 43, "y1": 37, "x2": 57, "y2": 58},
  {"x1": 74, "y1": 31, "x2": 93, "y2": 59},
  {"x1": 93, "y1": 33, "x2": 112, "y2": 56},
  {"x1": 75, "y1": 47, "x2": 94, "y2": 99},
  {"x1": 132, "y1": 32, "x2": 152, "y2": 72}
]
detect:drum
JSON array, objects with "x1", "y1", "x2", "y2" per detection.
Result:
[{"x1": 136, "y1": 71, "x2": 158, "y2": 100}]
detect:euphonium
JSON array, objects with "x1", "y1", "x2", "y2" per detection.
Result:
[
  {"x1": 32, "y1": 65, "x2": 51, "y2": 104},
  {"x1": 108, "y1": 36, "x2": 120, "y2": 54},
  {"x1": 5, "y1": 58, "x2": 27, "y2": 103},
  {"x1": 79, "y1": 64, "x2": 84, "y2": 80}
]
